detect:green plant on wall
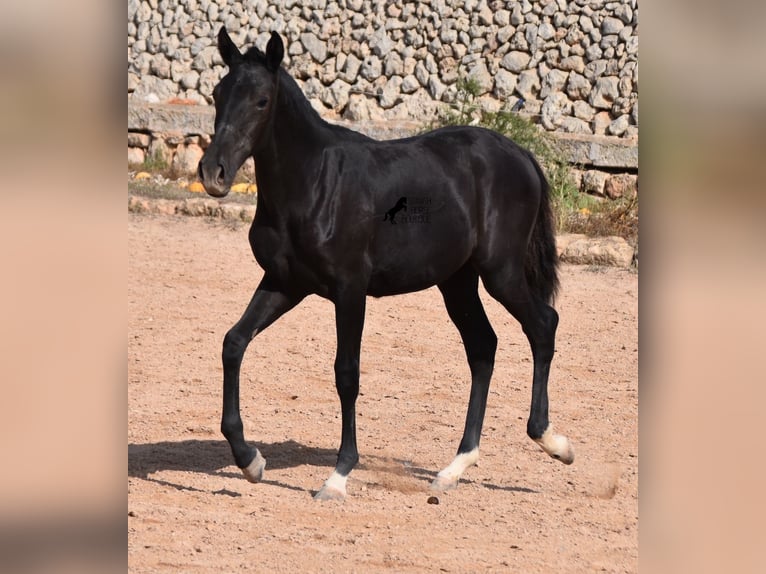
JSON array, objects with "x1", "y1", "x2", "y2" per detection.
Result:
[{"x1": 140, "y1": 149, "x2": 169, "y2": 172}]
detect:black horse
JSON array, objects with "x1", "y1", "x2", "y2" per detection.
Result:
[{"x1": 198, "y1": 29, "x2": 574, "y2": 501}]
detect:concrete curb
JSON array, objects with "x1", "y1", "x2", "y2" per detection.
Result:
[
  {"x1": 129, "y1": 195, "x2": 256, "y2": 223},
  {"x1": 129, "y1": 194, "x2": 637, "y2": 269}
]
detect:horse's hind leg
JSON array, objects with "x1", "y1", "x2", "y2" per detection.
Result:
[
  {"x1": 432, "y1": 265, "x2": 498, "y2": 490},
  {"x1": 221, "y1": 276, "x2": 302, "y2": 482},
  {"x1": 482, "y1": 265, "x2": 574, "y2": 465}
]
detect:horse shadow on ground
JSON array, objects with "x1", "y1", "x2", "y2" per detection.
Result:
[
  {"x1": 404, "y1": 463, "x2": 538, "y2": 494},
  {"x1": 128, "y1": 439, "x2": 538, "y2": 496},
  {"x1": 128, "y1": 439, "x2": 338, "y2": 496}
]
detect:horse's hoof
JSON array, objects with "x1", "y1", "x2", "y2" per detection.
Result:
[
  {"x1": 241, "y1": 451, "x2": 266, "y2": 483},
  {"x1": 430, "y1": 475, "x2": 459, "y2": 491},
  {"x1": 314, "y1": 470, "x2": 348, "y2": 501},
  {"x1": 431, "y1": 449, "x2": 478, "y2": 491},
  {"x1": 534, "y1": 428, "x2": 574, "y2": 465},
  {"x1": 313, "y1": 486, "x2": 346, "y2": 501},
  {"x1": 550, "y1": 437, "x2": 575, "y2": 465}
]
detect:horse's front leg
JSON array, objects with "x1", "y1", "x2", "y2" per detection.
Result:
[
  {"x1": 314, "y1": 285, "x2": 367, "y2": 501},
  {"x1": 221, "y1": 276, "x2": 302, "y2": 482}
]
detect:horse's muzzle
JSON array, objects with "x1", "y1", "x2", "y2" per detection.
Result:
[{"x1": 198, "y1": 156, "x2": 230, "y2": 198}]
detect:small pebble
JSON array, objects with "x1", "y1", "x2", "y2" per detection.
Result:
[{"x1": 427, "y1": 496, "x2": 439, "y2": 505}]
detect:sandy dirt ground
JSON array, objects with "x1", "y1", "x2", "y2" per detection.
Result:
[{"x1": 128, "y1": 213, "x2": 638, "y2": 573}]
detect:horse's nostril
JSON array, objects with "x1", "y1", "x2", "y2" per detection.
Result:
[{"x1": 215, "y1": 164, "x2": 225, "y2": 185}]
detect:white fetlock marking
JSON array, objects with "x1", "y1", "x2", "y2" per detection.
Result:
[
  {"x1": 241, "y1": 451, "x2": 266, "y2": 482},
  {"x1": 323, "y1": 470, "x2": 348, "y2": 495},
  {"x1": 533, "y1": 426, "x2": 575, "y2": 465},
  {"x1": 314, "y1": 470, "x2": 348, "y2": 500},
  {"x1": 434, "y1": 448, "x2": 480, "y2": 487}
]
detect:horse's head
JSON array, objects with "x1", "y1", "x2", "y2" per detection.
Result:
[{"x1": 198, "y1": 28, "x2": 284, "y2": 198}]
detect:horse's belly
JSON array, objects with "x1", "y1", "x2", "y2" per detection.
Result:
[
  {"x1": 367, "y1": 270, "x2": 452, "y2": 297},
  {"x1": 367, "y1": 227, "x2": 473, "y2": 296}
]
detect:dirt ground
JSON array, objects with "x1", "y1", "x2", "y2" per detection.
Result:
[{"x1": 128, "y1": 213, "x2": 638, "y2": 573}]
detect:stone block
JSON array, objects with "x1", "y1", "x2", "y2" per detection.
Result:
[
  {"x1": 581, "y1": 169, "x2": 610, "y2": 196},
  {"x1": 500, "y1": 51, "x2": 531, "y2": 73},
  {"x1": 172, "y1": 144, "x2": 204, "y2": 175}
]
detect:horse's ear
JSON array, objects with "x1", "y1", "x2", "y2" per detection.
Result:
[
  {"x1": 218, "y1": 27, "x2": 242, "y2": 68},
  {"x1": 265, "y1": 32, "x2": 284, "y2": 73}
]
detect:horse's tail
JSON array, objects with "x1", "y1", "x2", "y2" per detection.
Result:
[{"x1": 523, "y1": 151, "x2": 560, "y2": 305}]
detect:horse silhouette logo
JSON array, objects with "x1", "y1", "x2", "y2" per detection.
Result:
[{"x1": 383, "y1": 197, "x2": 407, "y2": 224}]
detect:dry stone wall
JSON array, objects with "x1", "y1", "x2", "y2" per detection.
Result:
[{"x1": 128, "y1": 0, "x2": 638, "y2": 138}]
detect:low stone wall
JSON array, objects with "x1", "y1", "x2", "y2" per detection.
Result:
[
  {"x1": 128, "y1": 0, "x2": 638, "y2": 138},
  {"x1": 128, "y1": 101, "x2": 637, "y2": 199}
]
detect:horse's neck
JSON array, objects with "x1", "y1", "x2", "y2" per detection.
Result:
[
  {"x1": 271, "y1": 72, "x2": 335, "y2": 159},
  {"x1": 254, "y1": 72, "x2": 337, "y2": 200}
]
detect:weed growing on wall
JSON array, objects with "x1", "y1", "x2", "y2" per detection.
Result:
[{"x1": 139, "y1": 150, "x2": 170, "y2": 173}]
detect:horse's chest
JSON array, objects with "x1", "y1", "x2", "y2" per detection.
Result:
[{"x1": 249, "y1": 222, "x2": 332, "y2": 296}]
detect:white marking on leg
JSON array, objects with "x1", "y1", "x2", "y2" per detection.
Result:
[
  {"x1": 314, "y1": 470, "x2": 348, "y2": 501},
  {"x1": 324, "y1": 470, "x2": 348, "y2": 493},
  {"x1": 241, "y1": 450, "x2": 266, "y2": 483},
  {"x1": 431, "y1": 448, "x2": 479, "y2": 490},
  {"x1": 533, "y1": 425, "x2": 575, "y2": 465}
]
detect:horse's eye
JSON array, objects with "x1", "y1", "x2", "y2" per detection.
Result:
[{"x1": 256, "y1": 98, "x2": 269, "y2": 109}]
